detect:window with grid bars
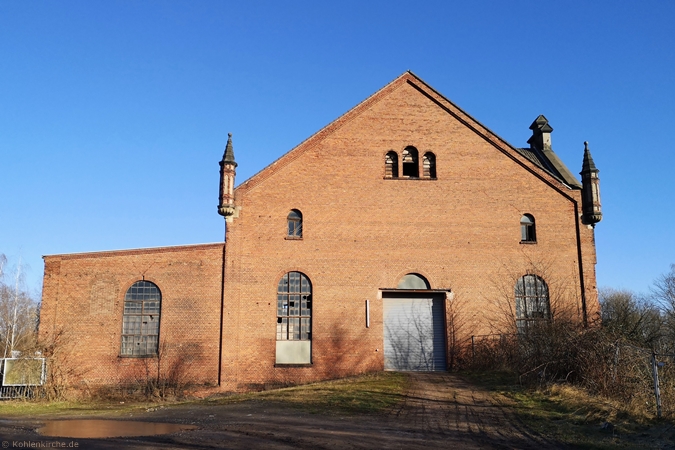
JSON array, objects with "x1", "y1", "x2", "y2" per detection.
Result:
[
  {"x1": 515, "y1": 274, "x2": 550, "y2": 332},
  {"x1": 277, "y1": 272, "x2": 312, "y2": 341},
  {"x1": 120, "y1": 281, "x2": 161, "y2": 356},
  {"x1": 287, "y1": 210, "x2": 303, "y2": 238}
]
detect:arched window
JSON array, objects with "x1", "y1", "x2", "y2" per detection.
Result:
[
  {"x1": 287, "y1": 209, "x2": 303, "y2": 238},
  {"x1": 515, "y1": 275, "x2": 549, "y2": 331},
  {"x1": 401, "y1": 146, "x2": 419, "y2": 178},
  {"x1": 385, "y1": 151, "x2": 399, "y2": 178},
  {"x1": 277, "y1": 272, "x2": 312, "y2": 341},
  {"x1": 121, "y1": 280, "x2": 161, "y2": 356},
  {"x1": 397, "y1": 273, "x2": 430, "y2": 289},
  {"x1": 422, "y1": 152, "x2": 436, "y2": 179},
  {"x1": 520, "y1": 214, "x2": 536, "y2": 243}
]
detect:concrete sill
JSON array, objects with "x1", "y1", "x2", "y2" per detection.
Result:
[{"x1": 274, "y1": 364, "x2": 313, "y2": 368}]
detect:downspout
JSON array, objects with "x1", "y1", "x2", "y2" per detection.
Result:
[
  {"x1": 573, "y1": 203, "x2": 588, "y2": 327},
  {"x1": 217, "y1": 224, "x2": 226, "y2": 387}
]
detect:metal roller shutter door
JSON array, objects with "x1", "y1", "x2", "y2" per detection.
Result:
[{"x1": 383, "y1": 296, "x2": 446, "y2": 371}]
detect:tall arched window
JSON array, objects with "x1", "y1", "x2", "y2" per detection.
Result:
[
  {"x1": 276, "y1": 272, "x2": 312, "y2": 364},
  {"x1": 422, "y1": 152, "x2": 436, "y2": 179},
  {"x1": 277, "y1": 272, "x2": 312, "y2": 341},
  {"x1": 515, "y1": 275, "x2": 549, "y2": 331},
  {"x1": 520, "y1": 214, "x2": 536, "y2": 243},
  {"x1": 385, "y1": 151, "x2": 399, "y2": 178},
  {"x1": 401, "y1": 146, "x2": 419, "y2": 178},
  {"x1": 287, "y1": 209, "x2": 303, "y2": 238},
  {"x1": 121, "y1": 280, "x2": 161, "y2": 356}
]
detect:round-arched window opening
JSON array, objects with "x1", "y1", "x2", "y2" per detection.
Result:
[{"x1": 397, "y1": 273, "x2": 430, "y2": 290}]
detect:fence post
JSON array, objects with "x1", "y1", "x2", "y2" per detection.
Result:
[
  {"x1": 613, "y1": 344, "x2": 619, "y2": 384},
  {"x1": 651, "y1": 352, "x2": 662, "y2": 419}
]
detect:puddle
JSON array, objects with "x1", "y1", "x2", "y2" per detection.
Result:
[{"x1": 37, "y1": 420, "x2": 198, "y2": 438}]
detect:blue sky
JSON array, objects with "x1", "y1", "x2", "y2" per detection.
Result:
[{"x1": 1, "y1": 1, "x2": 674, "y2": 296}]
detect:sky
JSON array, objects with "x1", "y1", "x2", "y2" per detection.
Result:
[{"x1": 1, "y1": 1, "x2": 674, "y2": 297}]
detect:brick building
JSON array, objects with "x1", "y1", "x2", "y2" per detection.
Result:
[{"x1": 39, "y1": 72, "x2": 603, "y2": 391}]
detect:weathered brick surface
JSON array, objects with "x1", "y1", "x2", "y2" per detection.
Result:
[
  {"x1": 39, "y1": 72, "x2": 600, "y2": 391},
  {"x1": 39, "y1": 243, "x2": 224, "y2": 387}
]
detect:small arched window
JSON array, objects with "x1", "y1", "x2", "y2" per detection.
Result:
[
  {"x1": 520, "y1": 214, "x2": 536, "y2": 243},
  {"x1": 121, "y1": 280, "x2": 161, "y2": 357},
  {"x1": 515, "y1": 275, "x2": 550, "y2": 332},
  {"x1": 287, "y1": 209, "x2": 303, "y2": 238},
  {"x1": 401, "y1": 146, "x2": 419, "y2": 178},
  {"x1": 385, "y1": 151, "x2": 399, "y2": 178},
  {"x1": 422, "y1": 152, "x2": 436, "y2": 179}
]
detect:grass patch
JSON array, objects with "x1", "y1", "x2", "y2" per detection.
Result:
[
  {"x1": 207, "y1": 371, "x2": 409, "y2": 415},
  {"x1": 0, "y1": 372, "x2": 409, "y2": 419},
  {"x1": 462, "y1": 370, "x2": 675, "y2": 449},
  {"x1": 0, "y1": 399, "x2": 160, "y2": 418}
]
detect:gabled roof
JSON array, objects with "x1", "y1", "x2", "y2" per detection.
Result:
[{"x1": 236, "y1": 71, "x2": 581, "y2": 196}]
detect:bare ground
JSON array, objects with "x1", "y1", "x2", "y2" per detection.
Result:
[{"x1": 0, "y1": 373, "x2": 568, "y2": 449}]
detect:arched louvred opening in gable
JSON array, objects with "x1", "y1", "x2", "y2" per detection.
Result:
[
  {"x1": 120, "y1": 280, "x2": 161, "y2": 357},
  {"x1": 287, "y1": 209, "x2": 303, "y2": 238},
  {"x1": 520, "y1": 214, "x2": 536, "y2": 243},
  {"x1": 385, "y1": 151, "x2": 399, "y2": 178},
  {"x1": 515, "y1": 274, "x2": 550, "y2": 333},
  {"x1": 422, "y1": 152, "x2": 436, "y2": 179},
  {"x1": 401, "y1": 146, "x2": 419, "y2": 178}
]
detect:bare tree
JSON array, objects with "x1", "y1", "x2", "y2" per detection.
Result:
[
  {"x1": 0, "y1": 254, "x2": 39, "y2": 357},
  {"x1": 652, "y1": 264, "x2": 675, "y2": 351},
  {"x1": 600, "y1": 288, "x2": 664, "y2": 349}
]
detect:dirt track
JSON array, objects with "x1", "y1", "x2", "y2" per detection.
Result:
[{"x1": 0, "y1": 373, "x2": 567, "y2": 449}]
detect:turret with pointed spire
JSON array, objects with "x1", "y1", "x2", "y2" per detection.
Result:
[
  {"x1": 218, "y1": 133, "x2": 237, "y2": 220},
  {"x1": 580, "y1": 141, "x2": 602, "y2": 226}
]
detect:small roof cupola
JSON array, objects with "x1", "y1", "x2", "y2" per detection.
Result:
[
  {"x1": 527, "y1": 114, "x2": 553, "y2": 150},
  {"x1": 524, "y1": 115, "x2": 582, "y2": 188},
  {"x1": 580, "y1": 141, "x2": 602, "y2": 227},
  {"x1": 218, "y1": 133, "x2": 237, "y2": 220}
]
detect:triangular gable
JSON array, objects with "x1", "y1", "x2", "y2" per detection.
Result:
[{"x1": 236, "y1": 71, "x2": 580, "y2": 199}]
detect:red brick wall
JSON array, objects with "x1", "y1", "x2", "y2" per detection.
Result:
[
  {"x1": 39, "y1": 243, "x2": 224, "y2": 388},
  {"x1": 38, "y1": 73, "x2": 600, "y2": 392},
  {"x1": 222, "y1": 74, "x2": 599, "y2": 389}
]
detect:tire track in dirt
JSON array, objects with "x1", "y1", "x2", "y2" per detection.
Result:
[{"x1": 386, "y1": 372, "x2": 568, "y2": 449}]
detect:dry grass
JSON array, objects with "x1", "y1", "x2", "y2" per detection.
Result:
[
  {"x1": 207, "y1": 371, "x2": 408, "y2": 415},
  {"x1": 0, "y1": 372, "x2": 408, "y2": 418},
  {"x1": 463, "y1": 370, "x2": 675, "y2": 449}
]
